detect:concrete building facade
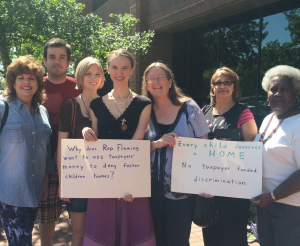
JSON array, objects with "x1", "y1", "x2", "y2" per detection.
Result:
[{"x1": 77, "y1": 0, "x2": 300, "y2": 125}]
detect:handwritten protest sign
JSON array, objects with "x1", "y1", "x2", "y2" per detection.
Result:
[
  {"x1": 60, "y1": 139, "x2": 150, "y2": 198},
  {"x1": 171, "y1": 137, "x2": 262, "y2": 199}
]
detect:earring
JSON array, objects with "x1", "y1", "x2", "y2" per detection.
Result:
[{"x1": 266, "y1": 99, "x2": 270, "y2": 106}]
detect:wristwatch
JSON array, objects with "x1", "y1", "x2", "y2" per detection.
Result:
[{"x1": 270, "y1": 191, "x2": 277, "y2": 201}]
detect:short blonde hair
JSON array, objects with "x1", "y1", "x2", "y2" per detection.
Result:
[
  {"x1": 262, "y1": 65, "x2": 300, "y2": 92},
  {"x1": 75, "y1": 57, "x2": 105, "y2": 89},
  {"x1": 3, "y1": 55, "x2": 46, "y2": 106}
]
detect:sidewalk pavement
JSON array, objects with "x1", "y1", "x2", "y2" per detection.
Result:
[{"x1": 0, "y1": 205, "x2": 260, "y2": 246}]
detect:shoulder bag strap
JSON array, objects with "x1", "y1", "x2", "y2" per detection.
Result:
[
  {"x1": 71, "y1": 98, "x2": 78, "y2": 138},
  {"x1": 68, "y1": 98, "x2": 77, "y2": 139},
  {"x1": 0, "y1": 100, "x2": 9, "y2": 134},
  {"x1": 182, "y1": 102, "x2": 196, "y2": 138},
  {"x1": 202, "y1": 104, "x2": 212, "y2": 116}
]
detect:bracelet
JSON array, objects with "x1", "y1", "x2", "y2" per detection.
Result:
[{"x1": 270, "y1": 191, "x2": 277, "y2": 201}]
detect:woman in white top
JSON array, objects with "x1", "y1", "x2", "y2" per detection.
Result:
[{"x1": 251, "y1": 65, "x2": 300, "y2": 246}]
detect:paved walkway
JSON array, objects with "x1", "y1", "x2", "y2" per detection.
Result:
[{"x1": 0, "y1": 205, "x2": 259, "y2": 246}]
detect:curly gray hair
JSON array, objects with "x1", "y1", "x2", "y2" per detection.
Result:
[{"x1": 262, "y1": 65, "x2": 300, "y2": 92}]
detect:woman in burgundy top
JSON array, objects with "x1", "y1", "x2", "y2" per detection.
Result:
[{"x1": 202, "y1": 67, "x2": 257, "y2": 246}]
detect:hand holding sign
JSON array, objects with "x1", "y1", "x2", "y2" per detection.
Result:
[
  {"x1": 82, "y1": 127, "x2": 98, "y2": 141},
  {"x1": 152, "y1": 132, "x2": 179, "y2": 150}
]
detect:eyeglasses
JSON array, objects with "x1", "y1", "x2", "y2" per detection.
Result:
[
  {"x1": 213, "y1": 81, "x2": 233, "y2": 87},
  {"x1": 146, "y1": 76, "x2": 167, "y2": 83}
]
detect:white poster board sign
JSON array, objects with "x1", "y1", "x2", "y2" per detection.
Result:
[
  {"x1": 171, "y1": 137, "x2": 262, "y2": 199},
  {"x1": 61, "y1": 139, "x2": 150, "y2": 198}
]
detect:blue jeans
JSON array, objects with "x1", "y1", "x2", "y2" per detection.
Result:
[
  {"x1": 257, "y1": 202, "x2": 300, "y2": 246},
  {"x1": 0, "y1": 201, "x2": 38, "y2": 246}
]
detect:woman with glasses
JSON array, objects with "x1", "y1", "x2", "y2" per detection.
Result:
[
  {"x1": 201, "y1": 67, "x2": 257, "y2": 246},
  {"x1": 142, "y1": 62, "x2": 210, "y2": 246},
  {"x1": 0, "y1": 56, "x2": 54, "y2": 245}
]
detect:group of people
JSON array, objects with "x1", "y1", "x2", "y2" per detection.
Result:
[{"x1": 0, "y1": 37, "x2": 300, "y2": 246}]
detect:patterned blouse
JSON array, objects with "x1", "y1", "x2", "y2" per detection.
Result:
[
  {"x1": 144, "y1": 99, "x2": 210, "y2": 200},
  {"x1": 202, "y1": 103, "x2": 254, "y2": 140}
]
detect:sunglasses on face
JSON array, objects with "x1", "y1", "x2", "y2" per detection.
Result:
[{"x1": 213, "y1": 81, "x2": 233, "y2": 87}]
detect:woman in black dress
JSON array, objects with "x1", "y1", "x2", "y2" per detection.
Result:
[{"x1": 82, "y1": 49, "x2": 155, "y2": 246}]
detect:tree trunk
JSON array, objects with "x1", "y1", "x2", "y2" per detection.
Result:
[{"x1": 0, "y1": 39, "x2": 11, "y2": 76}]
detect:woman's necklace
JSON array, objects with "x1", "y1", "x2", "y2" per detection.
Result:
[
  {"x1": 81, "y1": 94, "x2": 90, "y2": 120},
  {"x1": 115, "y1": 101, "x2": 127, "y2": 115},
  {"x1": 115, "y1": 101, "x2": 128, "y2": 131},
  {"x1": 112, "y1": 89, "x2": 131, "y2": 105},
  {"x1": 111, "y1": 90, "x2": 132, "y2": 131},
  {"x1": 259, "y1": 106, "x2": 296, "y2": 144}
]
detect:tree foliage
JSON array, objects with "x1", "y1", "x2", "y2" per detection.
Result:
[
  {"x1": 0, "y1": 0, "x2": 154, "y2": 76},
  {"x1": 201, "y1": 20, "x2": 268, "y2": 99},
  {"x1": 202, "y1": 8, "x2": 300, "y2": 104},
  {"x1": 260, "y1": 9, "x2": 300, "y2": 79},
  {"x1": 285, "y1": 8, "x2": 300, "y2": 44}
]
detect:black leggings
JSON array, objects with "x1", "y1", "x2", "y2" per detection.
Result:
[
  {"x1": 202, "y1": 196, "x2": 250, "y2": 246},
  {"x1": 150, "y1": 194, "x2": 193, "y2": 246}
]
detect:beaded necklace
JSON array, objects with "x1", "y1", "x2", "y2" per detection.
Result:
[{"x1": 259, "y1": 106, "x2": 296, "y2": 144}]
